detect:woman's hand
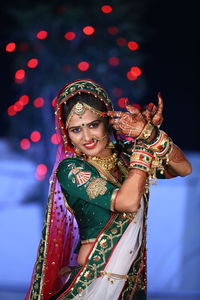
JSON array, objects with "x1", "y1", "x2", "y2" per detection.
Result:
[
  {"x1": 142, "y1": 92, "x2": 164, "y2": 127},
  {"x1": 107, "y1": 100, "x2": 146, "y2": 138}
]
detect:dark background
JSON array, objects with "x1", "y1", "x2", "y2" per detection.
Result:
[{"x1": 1, "y1": 0, "x2": 199, "y2": 151}]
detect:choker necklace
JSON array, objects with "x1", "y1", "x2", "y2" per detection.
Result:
[{"x1": 88, "y1": 152, "x2": 118, "y2": 172}]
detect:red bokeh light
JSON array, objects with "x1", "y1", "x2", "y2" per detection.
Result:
[
  {"x1": 117, "y1": 97, "x2": 128, "y2": 108},
  {"x1": 132, "y1": 103, "x2": 142, "y2": 110},
  {"x1": 36, "y1": 164, "x2": 48, "y2": 176},
  {"x1": 130, "y1": 66, "x2": 142, "y2": 77},
  {"x1": 64, "y1": 32, "x2": 76, "y2": 40},
  {"x1": 83, "y1": 26, "x2": 95, "y2": 35},
  {"x1": 14, "y1": 101, "x2": 23, "y2": 111},
  {"x1": 78, "y1": 61, "x2": 90, "y2": 71},
  {"x1": 19, "y1": 95, "x2": 29, "y2": 105},
  {"x1": 15, "y1": 69, "x2": 25, "y2": 80},
  {"x1": 30, "y1": 131, "x2": 41, "y2": 142},
  {"x1": 51, "y1": 133, "x2": 62, "y2": 144},
  {"x1": 126, "y1": 71, "x2": 137, "y2": 81},
  {"x1": 108, "y1": 57, "x2": 120, "y2": 66},
  {"x1": 33, "y1": 97, "x2": 45, "y2": 108},
  {"x1": 27, "y1": 58, "x2": 38, "y2": 68},
  {"x1": 7, "y1": 106, "x2": 16, "y2": 116},
  {"x1": 101, "y1": 5, "x2": 113, "y2": 13},
  {"x1": 128, "y1": 41, "x2": 139, "y2": 51},
  {"x1": 36, "y1": 30, "x2": 48, "y2": 40},
  {"x1": 116, "y1": 38, "x2": 127, "y2": 47},
  {"x1": 51, "y1": 97, "x2": 57, "y2": 107},
  {"x1": 20, "y1": 138, "x2": 31, "y2": 150},
  {"x1": 5, "y1": 42, "x2": 16, "y2": 52},
  {"x1": 107, "y1": 26, "x2": 119, "y2": 35}
]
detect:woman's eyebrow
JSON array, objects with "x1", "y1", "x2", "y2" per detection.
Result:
[{"x1": 68, "y1": 119, "x2": 100, "y2": 130}]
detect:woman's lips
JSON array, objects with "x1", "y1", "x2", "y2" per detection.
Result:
[{"x1": 83, "y1": 139, "x2": 98, "y2": 149}]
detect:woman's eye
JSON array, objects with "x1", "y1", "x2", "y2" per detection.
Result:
[
  {"x1": 89, "y1": 122, "x2": 99, "y2": 129},
  {"x1": 71, "y1": 128, "x2": 80, "y2": 133}
]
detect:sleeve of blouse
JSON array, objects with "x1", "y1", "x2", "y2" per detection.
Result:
[{"x1": 57, "y1": 158, "x2": 119, "y2": 212}]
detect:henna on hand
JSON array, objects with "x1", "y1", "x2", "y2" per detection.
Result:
[
  {"x1": 142, "y1": 92, "x2": 164, "y2": 126},
  {"x1": 108, "y1": 105, "x2": 146, "y2": 138}
]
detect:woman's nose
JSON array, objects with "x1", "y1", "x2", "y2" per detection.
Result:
[{"x1": 82, "y1": 128, "x2": 91, "y2": 142}]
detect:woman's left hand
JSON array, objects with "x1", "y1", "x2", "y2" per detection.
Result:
[{"x1": 107, "y1": 101, "x2": 147, "y2": 138}]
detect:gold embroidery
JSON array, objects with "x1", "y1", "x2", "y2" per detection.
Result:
[
  {"x1": 93, "y1": 255, "x2": 101, "y2": 262},
  {"x1": 81, "y1": 238, "x2": 96, "y2": 245},
  {"x1": 86, "y1": 178, "x2": 107, "y2": 199},
  {"x1": 100, "y1": 239, "x2": 108, "y2": 248}
]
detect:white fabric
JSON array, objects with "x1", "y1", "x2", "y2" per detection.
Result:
[{"x1": 73, "y1": 197, "x2": 144, "y2": 300}]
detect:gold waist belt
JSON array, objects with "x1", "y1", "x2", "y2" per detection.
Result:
[{"x1": 100, "y1": 270, "x2": 129, "y2": 281}]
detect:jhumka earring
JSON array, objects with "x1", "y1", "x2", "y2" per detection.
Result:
[{"x1": 106, "y1": 141, "x2": 115, "y2": 149}]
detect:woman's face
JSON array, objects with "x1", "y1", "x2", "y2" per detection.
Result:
[{"x1": 67, "y1": 109, "x2": 111, "y2": 157}]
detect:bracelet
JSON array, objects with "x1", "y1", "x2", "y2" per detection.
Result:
[
  {"x1": 130, "y1": 145, "x2": 154, "y2": 173},
  {"x1": 137, "y1": 122, "x2": 158, "y2": 143}
]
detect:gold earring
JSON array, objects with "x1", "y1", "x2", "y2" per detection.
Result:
[{"x1": 106, "y1": 141, "x2": 115, "y2": 149}]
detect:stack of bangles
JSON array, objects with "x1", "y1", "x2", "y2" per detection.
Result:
[{"x1": 129, "y1": 122, "x2": 173, "y2": 183}]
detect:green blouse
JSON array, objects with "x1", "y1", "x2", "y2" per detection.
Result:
[{"x1": 57, "y1": 158, "x2": 119, "y2": 244}]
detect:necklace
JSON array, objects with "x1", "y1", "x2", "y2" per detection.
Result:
[{"x1": 87, "y1": 152, "x2": 118, "y2": 172}]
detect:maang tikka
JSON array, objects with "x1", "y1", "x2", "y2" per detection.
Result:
[{"x1": 65, "y1": 102, "x2": 105, "y2": 128}]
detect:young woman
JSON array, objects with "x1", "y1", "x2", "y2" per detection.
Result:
[{"x1": 26, "y1": 79, "x2": 191, "y2": 300}]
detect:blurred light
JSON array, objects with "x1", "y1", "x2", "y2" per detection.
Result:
[
  {"x1": 126, "y1": 71, "x2": 137, "y2": 81},
  {"x1": 112, "y1": 88, "x2": 123, "y2": 97},
  {"x1": 5, "y1": 42, "x2": 16, "y2": 52},
  {"x1": 36, "y1": 30, "x2": 48, "y2": 39},
  {"x1": 108, "y1": 57, "x2": 120, "y2": 66},
  {"x1": 33, "y1": 97, "x2": 45, "y2": 108},
  {"x1": 130, "y1": 66, "x2": 142, "y2": 77},
  {"x1": 20, "y1": 138, "x2": 31, "y2": 150},
  {"x1": 107, "y1": 26, "x2": 119, "y2": 35},
  {"x1": 36, "y1": 164, "x2": 48, "y2": 176},
  {"x1": 51, "y1": 133, "x2": 61, "y2": 144},
  {"x1": 116, "y1": 38, "x2": 127, "y2": 47},
  {"x1": 128, "y1": 41, "x2": 139, "y2": 51},
  {"x1": 64, "y1": 32, "x2": 76, "y2": 40},
  {"x1": 117, "y1": 97, "x2": 128, "y2": 108},
  {"x1": 83, "y1": 26, "x2": 95, "y2": 35},
  {"x1": 19, "y1": 95, "x2": 29, "y2": 105},
  {"x1": 7, "y1": 106, "x2": 16, "y2": 116},
  {"x1": 51, "y1": 97, "x2": 57, "y2": 107},
  {"x1": 30, "y1": 131, "x2": 41, "y2": 142},
  {"x1": 35, "y1": 173, "x2": 45, "y2": 181},
  {"x1": 101, "y1": 5, "x2": 113, "y2": 13},
  {"x1": 78, "y1": 61, "x2": 90, "y2": 71},
  {"x1": 15, "y1": 69, "x2": 25, "y2": 80},
  {"x1": 14, "y1": 101, "x2": 23, "y2": 111},
  {"x1": 18, "y1": 42, "x2": 29, "y2": 52},
  {"x1": 27, "y1": 58, "x2": 38, "y2": 68}
]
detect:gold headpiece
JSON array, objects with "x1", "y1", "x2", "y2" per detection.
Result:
[{"x1": 65, "y1": 102, "x2": 103, "y2": 128}]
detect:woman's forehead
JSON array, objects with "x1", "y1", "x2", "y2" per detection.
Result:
[{"x1": 68, "y1": 109, "x2": 100, "y2": 127}]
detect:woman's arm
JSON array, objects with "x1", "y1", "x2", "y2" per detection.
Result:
[
  {"x1": 166, "y1": 144, "x2": 192, "y2": 177},
  {"x1": 114, "y1": 169, "x2": 147, "y2": 213}
]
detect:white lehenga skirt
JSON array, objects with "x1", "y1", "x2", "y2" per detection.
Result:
[{"x1": 73, "y1": 197, "x2": 144, "y2": 300}]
